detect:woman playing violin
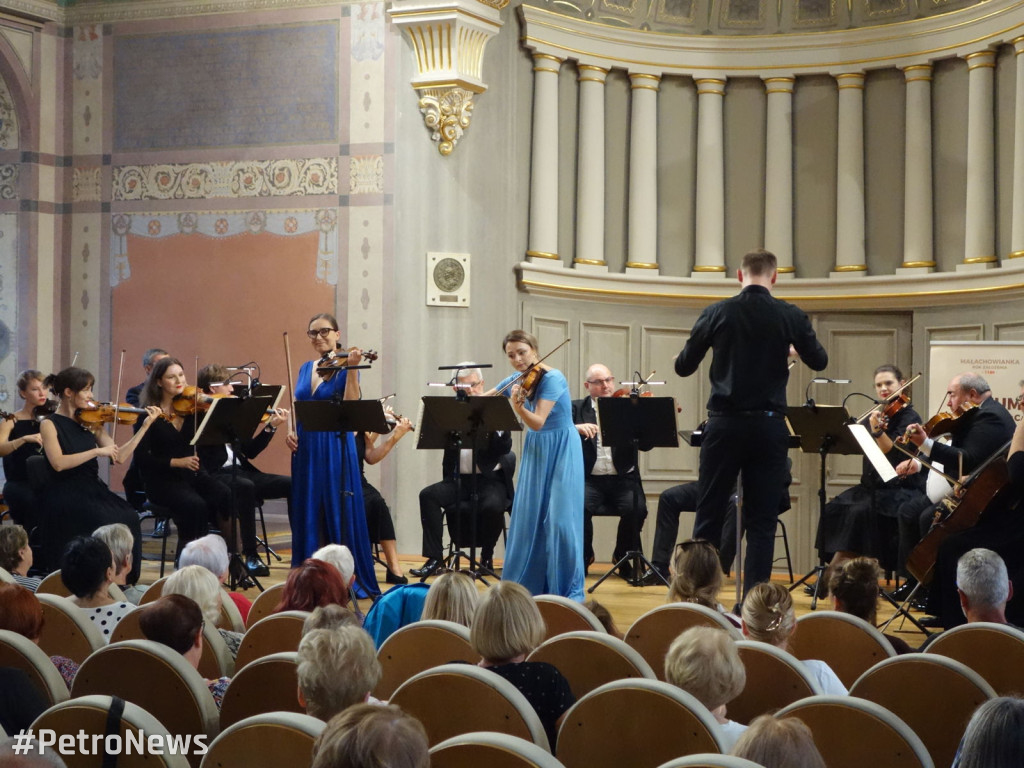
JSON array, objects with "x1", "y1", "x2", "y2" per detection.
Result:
[
  {"x1": 37, "y1": 367, "x2": 162, "y2": 578},
  {"x1": 285, "y1": 312, "x2": 380, "y2": 598},
  {"x1": 0, "y1": 370, "x2": 48, "y2": 532},
  {"x1": 488, "y1": 330, "x2": 584, "y2": 600}
]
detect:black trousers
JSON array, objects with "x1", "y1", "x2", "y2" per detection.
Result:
[
  {"x1": 651, "y1": 482, "x2": 701, "y2": 572},
  {"x1": 146, "y1": 471, "x2": 233, "y2": 561},
  {"x1": 213, "y1": 466, "x2": 291, "y2": 555},
  {"x1": 418, "y1": 475, "x2": 506, "y2": 561},
  {"x1": 897, "y1": 493, "x2": 937, "y2": 581},
  {"x1": 583, "y1": 474, "x2": 647, "y2": 563}
]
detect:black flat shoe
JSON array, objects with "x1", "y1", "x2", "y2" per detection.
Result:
[
  {"x1": 409, "y1": 558, "x2": 441, "y2": 578},
  {"x1": 917, "y1": 615, "x2": 945, "y2": 629},
  {"x1": 244, "y1": 554, "x2": 270, "y2": 577},
  {"x1": 889, "y1": 582, "x2": 916, "y2": 602},
  {"x1": 385, "y1": 568, "x2": 408, "y2": 585}
]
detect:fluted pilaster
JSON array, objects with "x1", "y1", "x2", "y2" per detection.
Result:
[
  {"x1": 527, "y1": 53, "x2": 563, "y2": 263},
  {"x1": 961, "y1": 50, "x2": 997, "y2": 271},
  {"x1": 1009, "y1": 39, "x2": 1024, "y2": 263},
  {"x1": 832, "y1": 73, "x2": 867, "y2": 277},
  {"x1": 574, "y1": 65, "x2": 608, "y2": 271},
  {"x1": 693, "y1": 78, "x2": 726, "y2": 278},
  {"x1": 763, "y1": 77, "x2": 795, "y2": 278},
  {"x1": 899, "y1": 64, "x2": 936, "y2": 274},
  {"x1": 627, "y1": 73, "x2": 660, "y2": 274}
]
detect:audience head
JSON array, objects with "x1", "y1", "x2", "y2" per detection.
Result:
[
  {"x1": 668, "y1": 539, "x2": 723, "y2": 609},
  {"x1": 60, "y1": 536, "x2": 114, "y2": 599},
  {"x1": 741, "y1": 582, "x2": 796, "y2": 648},
  {"x1": 471, "y1": 581, "x2": 545, "y2": 663},
  {"x1": 179, "y1": 535, "x2": 230, "y2": 581},
  {"x1": 91, "y1": 523, "x2": 134, "y2": 584},
  {"x1": 279, "y1": 558, "x2": 349, "y2": 613},
  {"x1": 829, "y1": 556, "x2": 882, "y2": 624},
  {"x1": 422, "y1": 571, "x2": 478, "y2": 627},
  {"x1": 164, "y1": 565, "x2": 222, "y2": 626},
  {"x1": 297, "y1": 626, "x2": 382, "y2": 720},
  {"x1": 311, "y1": 704, "x2": 428, "y2": 768},
  {"x1": 138, "y1": 595, "x2": 204, "y2": 665},
  {"x1": 0, "y1": 583, "x2": 44, "y2": 641},
  {"x1": 957, "y1": 548, "x2": 1011, "y2": 619},
  {"x1": 664, "y1": 626, "x2": 745, "y2": 713},
  {"x1": 303, "y1": 605, "x2": 362, "y2": 634},
  {"x1": 731, "y1": 715, "x2": 826, "y2": 768},
  {"x1": 583, "y1": 599, "x2": 623, "y2": 639},
  {"x1": 311, "y1": 545, "x2": 356, "y2": 588},
  {"x1": 953, "y1": 696, "x2": 1024, "y2": 768},
  {"x1": 0, "y1": 525, "x2": 31, "y2": 575}
]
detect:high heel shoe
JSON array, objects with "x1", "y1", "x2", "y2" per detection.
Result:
[{"x1": 385, "y1": 568, "x2": 409, "y2": 585}]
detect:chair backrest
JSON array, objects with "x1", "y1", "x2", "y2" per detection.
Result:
[
  {"x1": 777, "y1": 695, "x2": 934, "y2": 768},
  {"x1": 656, "y1": 756, "x2": 767, "y2": 768},
  {"x1": 390, "y1": 662, "x2": 550, "y2": 751},
  {"x1": 0, "y1": 565, "x2": 16, "y2": 584},
  {"x1": 218, "y1": 588, "x2": 246, "y2": 633},
  {"x1": 36, "y1": 569, "x2": 128, "y2": 602},
  {"x1": 33, "y1": 694, "x2": 192, "y2": 768},
  {"x1": 374, "y1": 619, "x2": 477, "y2": 699},
  {"x1": 218, "y1": 651, "x2": 302, "y2": 730},
  {"x1": 140, "y1": 576, "x2": 169, "y2": 604},
  {"x1": 728, "y1": 641, "x2": 821, "y2": 726},
  {"x1": 625, "y1": 603, "x2": 741, "y2": 681},
  {"x1": 431, "y1": 732, "x2": 566, "y2": 768},
  {"x1": 108, "y1": 609, "x2": 234, "y2": 679},
  {"x1": 201, "y1": 712, "x2": 323, "y2": 768},
  {"x1": 235, "y1": 610, "x2": 309, "y2": 670},
  {"x1": 556, "y1": 678, "x2": 723, "y2": 768},
  {"x1": 851, "y1": 653, "x2": 994, "y2": 768},
  {"x1": 245, "y1": 582, "x2": 285, "y2": 627},
  {"x1": 35, "y1": 593, "x2": 105, "y2": 664},
  {"x1": 534, "y1": 595, "x2": 606, "y2": 640},
  {"x1": 923, "y1": 621, "x2": 1024, "y2": 696},
  {"x1": 71, "y1": 638, "x2": 220, "y2": 766},
  {"x1": 788, "y1": 611, "x2": 897, "y2": 689},
  {"x1": 0, "y1": 629, "x2": 70, "y2": 706},
  {"x1": 528, "y1": 630, "x2": 656, "y2": 699}
]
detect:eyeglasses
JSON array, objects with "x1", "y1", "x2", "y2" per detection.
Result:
[
  {"x1": 587, "y1": 377, "x2": 616, "y2": 386},
  {"x1": 306, "y1": 328, "x2": 337, "y2": 339}
]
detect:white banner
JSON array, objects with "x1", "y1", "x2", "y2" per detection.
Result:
[{"x1": 928, "y1": 342, "x2": 1024, "y2": 423}]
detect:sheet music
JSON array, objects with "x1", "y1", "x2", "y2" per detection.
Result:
[{"x1": 848, "y1": 423, "x2": 898, "y2": 484}]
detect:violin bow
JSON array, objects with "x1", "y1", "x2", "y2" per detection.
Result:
[
  {"x1": 852, "y1": 372, "x2": 922, "y2": 425},
  {"x1": 494, "y1": 338, "x2": 571, "y2": 397},
  {"x1": 283, "y1": 332, "x2": 297, "y2": 434},
  {"x1": 111, "y1": 349, "x2": 126, "y2": 447}
]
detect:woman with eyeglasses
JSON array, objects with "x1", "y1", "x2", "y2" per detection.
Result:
[{"x1": 285, "y1": 312, "x2": 380, "y2": 597}]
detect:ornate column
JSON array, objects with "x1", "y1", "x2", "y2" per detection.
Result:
[
  {"x1": 832, "y1": 73, "x2": 867, "y2": 277},
  {"x1": 575, "y1": 64, "x2": 608, "y2": 271},
  {"x1": 527, "y1": 53, "x2": 563, "y2": 263},
  {"x1": 627, "y1": 73, "x2": 660, "y2": 274},
  {"x1": 1009, "y1": 38, "x2": 1024, "y2": 263},
  {"x1": 693, "y1": 77, "x2": 726, "y2": 278},
  {"x1": 961, "y1": 50, "x2": 997, "y2": 271},
  {"x1": 899, "y1": 64, "x2": 936, "y2": 274},
  {"x1": 763, "y1": 77, "x2": 795, "y2": 278}
]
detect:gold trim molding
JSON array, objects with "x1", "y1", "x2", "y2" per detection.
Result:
[
  {"x1": 834, "y1": 264, "x2": 868, "y2": 272},
  {"x1": 625, "y1": 261, "x2": 659, "y2": 269},
  {"x1": 900, "y1": 260, "x2": 937, "y2": 268},
  {"x1": 574, "y1": 258, "x2": 608, "y2": 265},
  {"x1": 526, "y1": 250, "x2": 561, "y2": 260},
  {"x1": 692, "y1": 264, "x2": 727, "y2": 272},
  {"x1": 1007, "y1": 250, "x2": 1024, "y2": 259},
  {"x1": 963, "y1": 255, "x2": 997, "y2": 264}
]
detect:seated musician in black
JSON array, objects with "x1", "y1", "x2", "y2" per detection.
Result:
[{"x1": 410, "y1": 366, "x2": 513, "y2": 579}]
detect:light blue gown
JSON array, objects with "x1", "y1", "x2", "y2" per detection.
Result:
[{"x1": 497, "y1": 368, "x2": 585, "y2": 601}]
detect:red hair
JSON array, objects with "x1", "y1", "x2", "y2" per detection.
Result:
[
  {"x1": 277, "y1": 558, "x2": 349, "y2": 613},
  {"x1": 0, "y1": 583, "x2": 44, "y2": 640}
]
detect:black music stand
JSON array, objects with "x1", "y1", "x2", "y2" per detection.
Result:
[
  {"x1": 191, "y1": 395, "x2": 273, "y2": 591},
  {"x1": 417, "y1": 395, "x2": 521, "y2": 582},
  {"x1": 294, "y1": 400, "x2": 390, "y2": 599},
  {"x1": 786, "y1": 404, "x2": 860, "y2": 609},
  {"x1": 588, "y1": 395, "x2": 679, "y2": 592}
]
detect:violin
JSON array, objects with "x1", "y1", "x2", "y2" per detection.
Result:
[
  {"x1": 33, "y1": 400, "x2": 58, "y2": 421},
  {"x1": 896, "y1": 400, "x2": 978, "y2": 447},
  {"x1": 74, "y1": 402, "x2": 164, "y2": 428},
  {"x1": 171, "y1": 386, "x2": 230, "y2": 417},
  {"x1": 874, "y1": 392, "x2": 911, "y2": 431},
  {"x1": 384, "y1": 408, "x2": 415, "y2": 433},
  {"x1": 316, "y1": 348, "x2": 379, "y2": 381},
  {"x1": 497, "y1": 339, "x2": 571, "y2": 404}
]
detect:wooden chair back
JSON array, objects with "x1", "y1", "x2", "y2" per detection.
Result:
[
  {"x1": 374, "y1": 619, "x2": 476, "y2": 699},
  {"x1": 139, "y1": 576, "x2": 169, "y2": 604},
  {"x1": 656, "y1": 757, "x2": 768, "y2": 768},
  {"x1": 35, "y1": 593, "x2": 105, "y2": 664},
  {"x1": 199, "y1": 712, "x2": 324, "y2": 768},
  {"x1": 235, "y1": 610, "x2": 308, "y2": 670},
  {"x1": 36, "y1": 570, "x2": 126, "y2": 602},
  {"x1": 431, "y1": 732, "x2": 566, "y2": 768},
  {"x1": 788, "y1": 611, "x2": 896, "y2": 689},
  {"x1": 625, "y1": 603, "x2": 741, "y2": 680},
  {"x1": 0, "y1": 629, "x2": 70, "y2": 706},
  {"x1": 0, "y1": 566, "x2": 16, "y2": 583},
  {"x1": 108, "y1": 608, "x2": 234, "y2": 678},
  {"x1": 219, "y1": 651, "x2": 303, "y2": 730},
  {"x1": 534, "y1": 595, "x2": 605, "y2": 640},
  {"x1": 528, "y1": 630, "x2": 655, "y2": 699},
  {"x1": 218, "y1": 589, "x2": 246, "y2": 633},
  {"x1": 245, "y1": 582, "x2": 285, "y2": 628},
  {"x1": 729, "y1": 641, "x2": 821, "y2": 725},
  {"x1": 923, "y1": 621, "x2": 1024, "y2": 696},
  {"x1": 556, "y1": 679, "x2": 723, "y2": 768}
]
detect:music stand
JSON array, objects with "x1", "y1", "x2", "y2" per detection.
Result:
[
  {"x1": 588, "y1": 395, "x2": 679, "y2": 592},
  {"x1": 785, "y1": 404, "x2": 860, "y2": 609},
  {"x1": 295, "y1": 400, "x2": 390, "y2": 599},
  {"x1": 417, "y1": 395, "x2": 521, "y2": 582},
  {"x1": 192, "y1": 395, "x2": 273, "y2": 591}
]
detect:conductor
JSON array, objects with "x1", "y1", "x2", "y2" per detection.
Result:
[{"x1": 675, "y1": 249, "x2": 828, "y2": 593}]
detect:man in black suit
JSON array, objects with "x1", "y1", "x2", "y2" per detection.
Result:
[
  {"x1": 410, "y1": 367, "x2": 513, "y2": 578},
  {"x1": 572, "y1": 363, "x2": 649, "y2": 579},
  {"x1": 195, "y1": 363, "x2": 292, "y2": 576}
]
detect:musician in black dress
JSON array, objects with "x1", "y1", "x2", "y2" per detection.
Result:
[
  {"x1": 37, "y1": 367, "x2": 161, "y2": 579},
  {"x1": 0, "y1": 370, "x2": 48, "y2": 532}
]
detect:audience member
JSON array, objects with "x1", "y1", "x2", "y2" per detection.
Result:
[
  {"x1": 60, "y1": 536, "x2": 135, "y2": 642},
  {"x1": 303, "y1": 605, "x2": 363, "y2": 634},
  {"x1": 583, "y1": 599, "x2": 623, "y2": 639},
  {"x1": 953, "y1": 696, "x2": 1024, "y2": 768},
  {"x1": 0, "y1": 735, "x2": 70, "y2": 766},
  {"x1": 0, "y1": 668, "x2": 47, "y2": 738},
  {"x1": 956, "y1": 548, "x2": 1014, "y2": 625},
  {"x1": 829, "y1": 556, "x2": 916, "y2": 654},
  {"x1": 741, "y1": 581, "x2": 847, "y2": 695},
  {"x1": 731, "y1": 714, "x2": 826, "y2": 768},
  {"x1": 179, "y1": 534, "x2": 252, "y2": 624},
  {"x1": 164, "y1": 564, "x2": 242, "y2": 658},
  {"x1": 137, "y1": 594, "x2": 231, "y2": 708},
  {"x1": 297, "y1": 626, "x2": 382, "y2": 719},
  {"x1": 421, "y1": 571, "x2": 478, "y2": 627},
  {"x1": 278, "y1": 558, "x2": 350, "y2": 614},
  {"x1": 0, "y1": 525, "x2": 40, "y2": 591},
  {"x1": 668, "y1": 539, "x2": 740, "y2": 627},
  {"x1": 664, "y1": 626, "x2": 747, "y2": 750},
  {"x1": 0, "y1": 583, "x2": 78, "y2": 689},
  {"x1": 92, "y1": 523, "x2": 143, "y2": 604},
  {"x1": 311, "y1": 703, "x2": 428, "y2": 768},
  {"x1": 470, "y1": 581, "x2": 575, "y2": 747}
]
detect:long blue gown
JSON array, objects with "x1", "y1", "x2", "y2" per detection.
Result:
[
  {"x1": 290, "y1": 360, "x2": 380, "y2": 598},
  {"x1": 497, "y1": 368, "x2": 585, "y2": 601}
]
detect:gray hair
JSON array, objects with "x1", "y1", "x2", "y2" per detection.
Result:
[
  {"x1": 957, "y1": 548, "x2": 1010, "y2": 608},
  {"x1": 142, "y1": 348, "x2": 168, "y2": 369},
  {"x1": 297, "y1": 627, "x2": 381, "y2": 721},
  {"x1": 179, "y1": 534, "x2": 230, "y2": 580},
  {"x1": 455, "y1": 363, "x2": 483, "y2": 384},
  {"x1": 92, "y1": 523, "x2": 134, "y2": 572},
  {"x1": 164, "y1": 565, "x2": 222, "y2": 626},
  {"x1": 953, "y1": 697, "x2": 1024, "y2": 768},
  {"x1": 957, "y1": 373, "x2": 991, "y2": 396},
  {"x1": 312, "y1": 544, "x2": 355, "y2": 585}
]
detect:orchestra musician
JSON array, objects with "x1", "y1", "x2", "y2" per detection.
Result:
[
  {"x1": 0, "y1": 370, "x2": 48, "y2": 532},
  {"x1": 285, "y1": 312, "x2": 380, "y2": 598},
  {"x1": 38, "y1": 366, "x2": 162, "y2": 579},
  {"x1": 489, "y1": 330, "x2": 584, "y2": 600},
  {"x1": 674, "y1": 249, "x2": 828, "y2": 593},
  {"x1": 125, "y1": 348, "x2": 168, "y2": 407}
]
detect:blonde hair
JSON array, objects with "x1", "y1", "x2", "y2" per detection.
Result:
[
  {"x1": 303, "y1": 604, "x2": 362, "y2": 635},
  {"x1": 667, "y1": 540, "x2": 723, "y2": 608},
  {"x1": 741, "y1": 582, "x2": 796, "y2": 648},
  {"x1": 311, "y1": 704, "x2": 428, "y2": 768},
  {"x1": 664, "y1": 626, "x2": 745, "y2": 711},
  {"x1": 297, "y1": 627, "x2": 382, "y2": 721},
  {"x1": 422, "y1": 571, "x2": 478, "y2": 627},
  {"x1": 731, "y1": 715, "x2": 826, "y2": 768},
  {"x1": 470, "y1": 581, "x2": 545, "y2": 662},
  {"x1": 164, "y1": 565, "x2": 222, "y2": 626}
]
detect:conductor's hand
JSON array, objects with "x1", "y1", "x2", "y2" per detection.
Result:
[
  {"x1": 286, "y1": 432, "x2": 299, "y2": 453},
  {"x1": 895, "y1": 458, "x2": 920, "y2": 477},
  {"x1": 576, "y1": 423, "x2": 599, "y2": 440}
]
